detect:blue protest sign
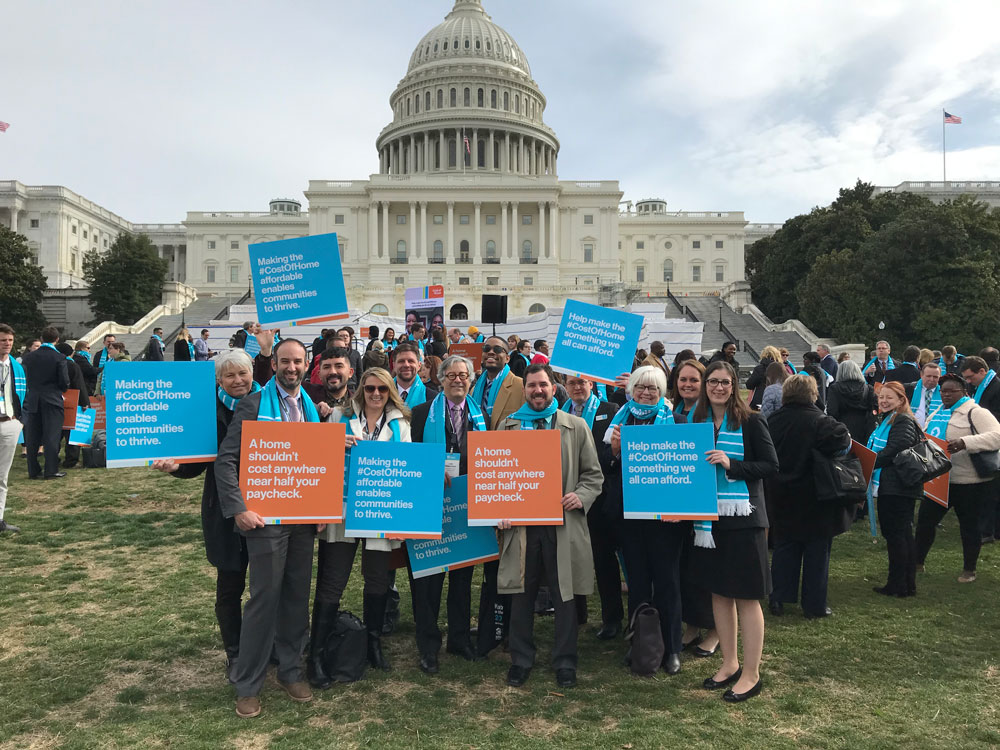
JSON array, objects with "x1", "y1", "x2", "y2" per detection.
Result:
[
  {"x1": 407, "y1": 475, "x2": 500, "y2": 579},
  {"x1": 344, "y1": 441, "x2": 446, "y2": 539},
  {"x1": 621, "y1": 422, "x2": 719, "y2": 520},
  {"x1": 249, "y1": 233, "x2": 349, "y2": 329},
  {"x1": 105, "y1": 361, "x2": 218, "y2": 468},
  {"x1": 69, "y1": 407, "x2": 97, "y2": 447},
  {"x1": 550, "y1": 299, "x2": 644, "y2": 385},
  {"x1": 243, "y1": 335, "x2": 261, "y2": 358}
]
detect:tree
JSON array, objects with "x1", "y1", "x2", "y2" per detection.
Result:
[
  {"x1": 83, "y1": 233, "x2": 168, "y2": 325},
  {"x1": 0, "y1": 225, "x2": 47, "y2": 341}
]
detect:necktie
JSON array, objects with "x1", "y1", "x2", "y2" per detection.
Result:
[
  {"x1": 534, "y1": 418, "x2": 546, "y2": 430},
  {"x1": 574, "y1": 401, "x2": 583, "y2": 417},
  {"x1": 400, "y1": 389, "x2": 408, "y2": 401},
  {"x1": 450, "y1": 402, "x2": 464, "y2": 442},
  {"x1": 285, "y1": 395, "x2": 302, "y2": 423}
]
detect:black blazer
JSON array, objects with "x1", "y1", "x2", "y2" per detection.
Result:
[
  {"x1": 971, "y1": 377, "x2": 1000, "y2": 421},
  {"x1": 865, "y1": 357, "x2": 900, "y2": 385},
  {"x1": 871, "y1": 413, "x2": 924, "y2": 498},
  {"x1": 21, "y1": 346, "x2": 70, "y2": 410},
  {"x1": 174, "y1": 339, "x2": 192, "y2": 362},
  {"x1": 885, "y1": 362, "x2": 920, "y2": 385},
  {"x1": 746, "y1": 357, "x2": 776, "y2": 410},
  {"x1": 146, "y1": 336, "x2": 164, "y2": 361},
  {"x1": 74, "y1": 353, "x2": 98, "y2": 396},
  {"x1": 410, "y1": 397, "x2": 478, "y2": 475},
  {"x1": 66, "y1": 359, "x2": 90, "y2": 408},
  {"x1": 584, "y1": 400, "x2": 618, "y2": 519}
]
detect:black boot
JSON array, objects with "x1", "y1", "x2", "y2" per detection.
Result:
[
  {"x1": 308, "y1": 601, "x2": 340, "y2": 689},
  {"x1": 365, "y1": 593, "x2": 392, "y2": 671},
  {"x1": 382, "y1": 585, "x2": 401, "y2": 635},
  {"x1": 215, "y1": 600, "x2": 242, "y2": 684}
]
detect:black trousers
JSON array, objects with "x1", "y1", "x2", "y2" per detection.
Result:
[
  {"x1": 620, "y1": 519, "x2": 685, "y2": 654},
  {"x1": 315, "y1": 539, "x2": 390, "y2": 606},
  {"x1": 216, "y1": 560, "x2": 249, "y2": 656},
  {"x1": 877, "y1": 494, "x2": 917, "y2": 595},
  {"x1": 916, "y1": 483, "x2": 985, "y2": 572},
  {"x1": 587, "y1": 505, "x2": 624, "y2": 626},
  {"x1": 61, "y1": 429, "x2": 80, "y2": 466},
  {"x1": 508, "y1": 526, "x2": 578, "y2": 671},
  {"x1": 476, "y1": 560, "x2": 510, "y2": 656},
  {"x1": 680, "y1": 528, "x2": 714, "y2": 629},
  {"x1": 408, "y1": 565, "x2": 474, "y2": 658},
  {"x1": 978, "y1": 476, "x2": 1000, "y2": 540},
  {"x1": 23, "y1": 403, "x2": 64, "y2": 478},
  {"x1": 770, "y1": 536, "x2": 833, "y2": 615}
]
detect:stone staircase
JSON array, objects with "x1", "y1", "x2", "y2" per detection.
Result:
[{"x1": 115, "y1": 296, "x2": 239, "y2": 359}]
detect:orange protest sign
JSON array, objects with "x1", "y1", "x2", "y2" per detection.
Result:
[
  {"x1": 851, "y1": 440, "x2": 877, "y2": 484},
  {"x1": 467, "y1": 429, "x2": 564, "y2": 526},
  {"x1": 449, "y1": 342, "x2": 484, "y2": 371},
  {"x1": 91, "y1": 396, "x2": 107, "y2": 431},
  {"x1": 62, "y1": 389, "x2": 80, "y2": 429},
  {"x1": 239, "y1": 421, "x2": 346, "y2": 524},
  {"x1": 924, "y1": 434, "x2": 950, "y2": 508}
]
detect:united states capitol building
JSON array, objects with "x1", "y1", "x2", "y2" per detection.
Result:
[{"x1": 3, "y1": 0, "x2": 809, "y2": 322}]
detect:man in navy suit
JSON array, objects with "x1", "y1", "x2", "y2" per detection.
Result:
[{"x1": 21, "y1": 326, "x2": 70, "y2": 479}]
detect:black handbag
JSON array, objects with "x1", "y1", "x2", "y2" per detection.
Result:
[
  {"x1": 323, "y1": 611, "x2": 369, "y2": 684},
  {"x1": 967, "y1": 409, "x2": 1000, "y2": 478},
  {"x1": 893, "y1": 436, "x2": 951, "y2": 485},
  {"x1": 812, "y1": 449, "x2": 868, "y2": 505}
]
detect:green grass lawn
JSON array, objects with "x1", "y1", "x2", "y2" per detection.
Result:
[{"x1": 1, "y1": 457, "x2": 998, "y2": 749}]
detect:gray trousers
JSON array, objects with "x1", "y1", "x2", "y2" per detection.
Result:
[
  {"x1": 232, "y1": 525, "x2": 315, "y2": 697},
  {"x1": 509, "y1": 526, "x2": 578, "y2": 671},
  {"x1": 0, "y1": 419, "x2": 22, "y2": 519}
]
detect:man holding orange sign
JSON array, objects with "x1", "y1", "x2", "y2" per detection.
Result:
[{"x1": 478, "y1": 363, "x2": 603, "y2": 690}]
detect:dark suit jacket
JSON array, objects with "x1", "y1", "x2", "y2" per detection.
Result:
[
  {"x1": 21, "y1": 346, "x2": 70, "y2": 411},
  {"x1": 74, "y1": 353, "x2": 98, "y2": 395},
  {"x1": 146, "y1": 336, "x2": 164, "y2": 361},
  {"x1": 864, "y1": 357, "x2": 900, "y2": 384},
  {"x1": 820, "y1": 354, "x2": 838, "y2": 380},
  {"x1": 885, "y1": 361, "x2": 920, "y2": 385},
  {"x1": 972, "y1": 377, "x2": 1000, "y2": 421},
  {"x1": 411, "y1": 397, "x2": 474, "y2": 474},
  {"x1": 582, "y1": 400, "x2": 617, "y2": 519},
  {"x1": 174, "y1": 339, "x2": 192, "y2": 362},
  {"x1": 67, "y1": 359, "x2": 90, "y2": 409}
]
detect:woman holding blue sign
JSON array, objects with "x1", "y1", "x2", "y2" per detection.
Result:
[
  {"x1": 691, "y1": 361, "x2": 778, "y2": 703},
  {"x1": 606, "y1": 365, "x2": 686, "y2": 675},
  {"x1": 312, "y1": 367, "x2": 411, "y2": 683}
]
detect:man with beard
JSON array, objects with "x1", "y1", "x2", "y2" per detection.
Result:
[
  {"x1": 393, "y1": 343, "x2": 437, "y2": 409},
  {"x1": 216, "y1": 338, "x2": 323, "y2": 718},
  {"x1": 304, "y1": 347, "x2": 354, "y2": 413},
  {"x1": 497, "y1": 364, "x2": 604, "y2": 688}
]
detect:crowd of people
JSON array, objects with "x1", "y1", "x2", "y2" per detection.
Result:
[{"x1": 2, "y1": 318, "x2": 998, "y2": 719}]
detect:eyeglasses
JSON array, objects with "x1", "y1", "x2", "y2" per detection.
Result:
[
  {"x1": 364, "y1": 385, "x2": 390, "y2": 394},
  {"x1": 482, "y1": 345, "x2": 508, "y2": 355},
  {"x1": 444, "y1": 372, "x2": 470, "y2": 381},
  {"x1": 706, "y1": 379, "x2": 733, "y2": 388},
  {"x1": 633, "y1": 384, "x2": 660, "y2": 394}
]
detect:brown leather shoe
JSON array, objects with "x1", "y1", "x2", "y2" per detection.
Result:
[
  {"x1": 235, "y1": 696, "x2": 261, "y2": 718},
  {"x1": 278, "y1": 680, "x2": 313, "y2": 703}
]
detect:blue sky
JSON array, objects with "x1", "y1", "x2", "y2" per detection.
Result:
[{"x1": 4, "y1": 0, "x2": 998, "y2": 223}]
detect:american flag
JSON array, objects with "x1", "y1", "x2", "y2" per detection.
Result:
[
  {"x1": 944, "y1": 111, "x2": 962, "y2": 124},
  {"x1": 463, "y1": 135, "x2": 471, "y2": 154},
  {"x1": 0, "y1": 122, "x2": 9, "y2": 132}
]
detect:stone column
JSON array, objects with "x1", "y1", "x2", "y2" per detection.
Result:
[
  {"x1": 409, "y1": 201, "x2": 417, "y2": 258},
  {"x1": 381, "y1": 201, "x2": 389, "y2": 258},
  {"x1": 474, "y1": 201, "x2": 481, "y2": 260},
  {"x1": 447, "y1": 201, "x2": 455, "y2": 259},
  {"x1": 439, "y1": 129, "x2": 445, "y2": 171},
  {"x1": 379, "y1": 148, "x2": 385, "y2": 174},
  {"x1": 549, "y1": 202, "x2": 558, "y2": 261},
  {"x1": 472, "y1": 128, "x2": 478, "y2": 169},
  {"x1": 504, "y1": 132, "x2": 510, "y2": 173},
  {"x1": 420, "y1": 201, "x2": 428, "y2": 260},
  {"x1": 488, "y1": 130, "x2": 495, "y2": 170},
  {"x1": 538, "y1": 201, "x2": 546, "y2": 259},
  {"x1": 519, "y1": 136, "x2": 525, "y2": 175},
  {"x1": 424, "y1": 134, "x2": 430, "y2": 174},
  {"x1": 172, "y1": 246, "x2": 178, "y2": 281},
  {"x1": 501, "y1": 202, "x2": 508, "y2": 259},
  {"x1": 510, "y1": 201, "x2": 518, "y2": 259},
  {"x1": 409, "y1": 134, "x2": 416, "y2": 174},
  {"x1": 368, "y1": 202, "x2": 377, "y2": 257}
]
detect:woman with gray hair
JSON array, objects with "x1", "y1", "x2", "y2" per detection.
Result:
[
  {"x1": 826, "y1": 358, "x2": 877, "y2": 444},
  {"x1": 605, "y1": 366, "x2": 686, "y2": 675},
  {"x1": 152, "y1": 347, "x2": 262, "y2": 682},
  {"x1": 764, "y1": 374, "x2": 852, "y2": 619}
]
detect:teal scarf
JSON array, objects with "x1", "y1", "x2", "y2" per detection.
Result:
[
  {"x1": 561, "y1": 393, "x2": 600, "y2": 428},
  {"x1": 673, "y1": 399, "x2": 697, "y2": 421},
  {"x1": 424, "y1": 392, "x2": 486, "y2": 444},
  {"x1": 5, "y1": 358, "x2": 26, "y2": 403},
  {"x1": 866, "y1": 414, "x2": 894, "y2": 495},
  {"x1": 974, "y1": 369, "x2": 996, "y2": 404},
  {"x1": 938, "y1": 355, "x2": 964, "y2": 370},
  {"x1": 910, "y1": 383, "x2": 941, "y2": 427},
  {"x1": 396, "y1": 376, "x2": 426, "y2": 408},
  {"x1": 517, "y1": 352, "x2": 531, "y2": 369},
  {"x1": 694, "y1": 415, "x2": 751, "y2": 549},
  {"x1": 609, "y1": 398, "x2": 674, "y2": 429},
  {"x1": 217, "y1": 381, "x2": 261, "y2": 412},
  {"x1": 40, "y1": 343, "x2": 59, "y2": 353},
  {"x1": 256, "y1": 378, "x2": 320, "y2": 422},
  {"x1": 186, "y1": 340, "x2": 195, "y2": 361},
  {"x1": 471, "y1": 365, "x2": 510, "y2": 419},
  {"x1": 594, "y1": 383, "x2": 608, "y2": 402},
  {"x1": 862, "y1": 356, "x2": 895, "y2": 373},
  {"x1": 339, "y1": 411, "x2": 402, "y2": 442},
  {"x1": 96, "y1": 348, "x2": 110, "y2": 368},
  {"x1": 507, "y1": 400, "x2": 559, "y2": 430},
  {"x1": 926, "y1": 396, "x2": 969, "y2": 439}
]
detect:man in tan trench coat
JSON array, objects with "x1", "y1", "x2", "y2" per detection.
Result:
[{"x1": 496, "y1": 363, "x2": 604, "y2": 689}]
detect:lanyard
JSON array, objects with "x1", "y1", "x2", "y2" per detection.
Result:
[{"x1": 363, "y1": 412, "x2": 386, "y2": 441}]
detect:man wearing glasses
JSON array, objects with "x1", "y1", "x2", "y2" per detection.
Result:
[{"x1": 408, "y1": 355, "x2": 486, "y2": 673}]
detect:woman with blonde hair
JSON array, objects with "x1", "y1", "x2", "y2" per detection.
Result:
[
  {"x1": 174, "y1": 328, "x2": 195, "y2": 361},
  {"x1": 917, "y1": 348, "x2": 935, "y2": 369},
  {"x1": 745, "y1": 346, "x2": 782, "y2": 411},
  {"x1": 309, "y1": 367, "x2": 412, "y2": 687}
]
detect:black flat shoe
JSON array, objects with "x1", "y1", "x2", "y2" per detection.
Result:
[
  {"x1": 681, "y1": 635, "x2": 702, "y2": 651},
  {"x1": 446, "y1": 643, "x2": 482, "y2": 662},
  {"x1": 595, "y1": 622, "x2": 622, "y2": 640},
  {"x1": 703, "y1": 667, "x2": 742, "y2": 690},
  {"x1": 506, "y1": 665, "x2": 531, "y2": 687},
  {"x1": 663, "y1": 653, "x2": 681, "y2": 675},
  {"x1": 45, "y1": 472, "x2": 67, "y2": 479},
  {"x1": 768, "y1": 601, "x2": 784, "y2": 616},
  {"x1": 555, "y1": 668, "x2": 577, "y2": 688},
  {"x1": 804, "y1": 607, "x2": 833, "y2": 619},
  {"x1": 693, "y1": 644, "x2": 718, "y2": 658},
  {"x1": 873, "y1": 586, "x2": 907, "y2": 598},
  {"x1": 419, "y1": 654, "x2": 439, "y2": 674},
  {"x1": 723, "y1": 679, "x2": 763, "y2": 703}
]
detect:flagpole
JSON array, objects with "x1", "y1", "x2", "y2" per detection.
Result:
[{"x1": 942, "y1": 109, "x2": 946, "y2": 182}]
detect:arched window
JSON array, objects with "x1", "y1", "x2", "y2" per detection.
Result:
[
  {"x1": 459, "y1": 239, "x2": 470, "y2": 261},
  {"x1": 437, "y1": 89, "x2": 443, "y2": 108},
  {"x1": 395, "y1": 240, "x2": 407, "y2": 261},
  {"x1": 450, "y1": 88, "x2": 457, "y2": 107},
  {"x1": 406, "y1": 98, "x2": 410, "y2": 116},
  {"x1": 425, "y1": 91, "x2": 431, "y2": 110},
  {"x1": 371, "y1": 304, "x2": 389, "y2": 315},
  {"x1": 663, "y1": 259, "x2": 674, "y2": 282},
  {"x1": 491, "y1": 89, "x2": 497, "y2": 108},
  {"x1": 636, "y1": 265, "x2": 645, "y2": 283},
  {"x1": 450, "y1": 304, "x2": 468, "y2": 320},
  {"x1": 413, "y1": 95, "x2": 419, "y2": 114},
  {"x1": 475, "y1": 39, "x2": 481, "y2": 50},
  {"x1": 464, "y1": 88, "x2": 471, "y2": 106},
  {"x1": 515, "y1": 94, "x2": 520, "y2": 113},
  {"x1": 433, "y1": 240, "x2": 444, "y2": 260},
  {"x1": 443, "y1": 40, "x2": 449, "y2": 51},
  {"x1": 434, "y1": 42, "x2": 438, "y2": 52},
  {"x1": 448, "y1": 139, "x2": 457, "y2": 168},
  {"x1": 503, "y1": 91, "x2": 509, "y2": 111},
  {"x1": 485, "y1": 240, "x2": 496, "y2": 258},
  {"x1": 521, "y1": 240, "x2": 535, "y2": 262},
  {"x1": 528, "y1": 303, "x2": 546, "y2": 314},
  {"x1": 477, "y1": 88, "x2": 484, "y2": 107},
  {"x1": 464, "y1": 38, "x2": 470, "y2": 49}
]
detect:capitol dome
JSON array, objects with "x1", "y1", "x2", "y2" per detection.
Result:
[{"x1": 375, "y1": 0, "x2": 559, "y2": 179}]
